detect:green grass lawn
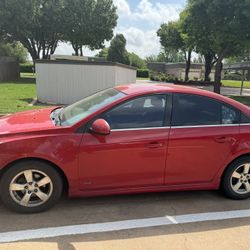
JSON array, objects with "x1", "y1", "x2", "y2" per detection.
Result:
[
  {"x1": 0, "y1": 79, "x2": 50, "y2": 114},
  {"x1": 1, "y1": 77, "x2": 250, "y2": 115},
  {"x1": 136, "y1": 77, "x2": 150, "y2": 80},
  {"x1": 222, "y1": 80, "x2": 250, "y2": 88},
  {"x1": 20, "y1": 72, "x2": 36, "y2": 78}
]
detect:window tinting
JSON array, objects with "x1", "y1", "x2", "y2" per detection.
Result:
[
  {"x1": 100, "y1": 95, "x2": 167, "y2": 129},
  {"x1": 222, "y1": 105, "x2": 238, "y2": 124},
  {"x1": 241, "y1": 113, "x2": 250, "y2": 124},
  {"x1": 172, "y1": 94, "x2": 239, "y2": 126}
]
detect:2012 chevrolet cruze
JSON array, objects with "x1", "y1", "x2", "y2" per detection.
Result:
[{"x1": 1, "y1": 84, "x2": 250, "y2": 213}]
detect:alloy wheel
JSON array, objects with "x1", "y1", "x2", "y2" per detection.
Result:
[
  {"x1": 230, "y1": 164, "x2": 250, "y2": 195},
  {"x1": 9, "y1": 169, "x2": 53, "y2": 207}
]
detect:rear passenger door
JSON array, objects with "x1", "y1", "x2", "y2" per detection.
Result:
[{"x1": 165, "y1": 93, "x2": 240, "y2": 185}]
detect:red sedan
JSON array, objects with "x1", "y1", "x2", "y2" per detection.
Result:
[{"x1": 1, "y1": 84, "x2": 250, "y2": 213}]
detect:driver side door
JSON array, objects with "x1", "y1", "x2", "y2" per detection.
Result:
[{"x1": 78, "y1": 94, "x2": 171, "y2": 190}]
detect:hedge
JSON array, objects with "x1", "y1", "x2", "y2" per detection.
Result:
[
  {"x1": 19, "y1": 63, "x2": 35, "y2": 73},
  {"x1": 150, "y1": 71, "x2": 178, "y2": 83},
  {"x1": 137, "y1": 69, "x2": 149, "y2": 78},
  {"x1": 223, "y1": 72, "x2": 243, "y2": 81}
]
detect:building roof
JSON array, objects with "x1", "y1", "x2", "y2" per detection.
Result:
[
  {"x1": 35, "y1": 59, "x2": 136, "y2": 70},
  {"x1": 224, "y1": 62, "x2": 250, "y2": 70},
  {"x1": 147, "y1": 62, "x2": 204, "y2": 70}
]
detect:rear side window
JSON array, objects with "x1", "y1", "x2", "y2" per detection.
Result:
[{"x1": 172, "y1": 94, "x2": 239, "y2": 126}]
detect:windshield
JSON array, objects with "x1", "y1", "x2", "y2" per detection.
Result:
[{"x1": 58, "y1": 88, "x2": 125, "y2": 126}]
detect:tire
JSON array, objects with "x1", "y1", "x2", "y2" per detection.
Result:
[
  {"x1": 0, "y1": 160, "x2": 63, "y2": 213},
  {"x1": 222, "y1": 156, "x2": 250, "y2": 200}
]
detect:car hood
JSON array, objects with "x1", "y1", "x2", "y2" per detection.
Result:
[{"x1": 0, "y1": 108, "x2": 57, "y2": 136}]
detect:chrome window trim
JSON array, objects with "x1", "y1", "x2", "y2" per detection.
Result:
[
  {"x1": 171, "y1": 124, "x2": 240, "y2": 129},
  {"x1": 110, "y1": 123, "x2": 240, "y2": 132},
  {"x1": 111, "y1": 127, "x2": 170, "y2": 132},
  {"x1": 240, "y1": 123, "x2": 250, "y2": 126}
]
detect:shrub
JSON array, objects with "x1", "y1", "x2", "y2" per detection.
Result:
[
  {"x1": 137, "y1": 69, "x2": 149, "y2": 78},
  {"x1": 223, "y1": 72, "x2": 243, "y2": 81},
  {"x1": 149, "y1": 71, "x2": 178, "y2": 83},
  {"x1": 20, "y1": 63, "x2": 35, "y2": 73}
]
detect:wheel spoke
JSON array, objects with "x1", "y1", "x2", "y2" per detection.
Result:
[
  {"x1": 243, "y1": 164, "x2": 250, "y2": 174},
  {"x1": 233, "y1": 181, "x2": 242, "y2": 191},
  {"x1": 20, "y1": 193, "x2": 32, "y2": 206},
  {"x1": 35, "y1": 190, "x2": 49, "y2": 201},
  {"x1": 232, "y1": 172, "x2": 241, "y2": 179},
  {"x1": 23, "y1": 170, "x2": 33, "y2": 183},
  {"x1": 9, "y1": 183, "x2": 26, "y2": 191},
  {"x1": 244, "y1": 182, "x2": 250, "y2": 192},
  {"x1": 37, "y1": 177, "x2": 51, "y2": 187}
]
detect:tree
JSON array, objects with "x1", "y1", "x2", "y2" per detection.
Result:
[
  {"x1": 0, "y1": 41, "x2": 28, "y2": 63},
  {"x1": 225, "y1": 45, "x2": 250, "y2": 64},
  {"x1": 0, "y1": 0, "x2": 64, "y2": 62},
  {"x1": 62, "y1": 0, "x2": 117, "y2": 56},
  {"x1": 107, "y1": 34, "x2": 130, "y2": 65},
  {"x1": 128, "y1": 52, "x2": 146, "y2": 69},
  {"x1": 157, "y1": 21, "x2": 193, "y2": 81},
  {"x1": 145, "y1": 55, "x2": 161, "y2": 63},
  {"x1": 182, "y1": 0, "x2": 250, "y2": 93},
  {"x1": 96, "y1": 47, "x2": 109, "y2": 58},
  {"x1": 145, "y1": 51, "x2": 185, "y2": 63},
  {"x1": 180, "y1": 7, "x2": 218, "y2": 82}
]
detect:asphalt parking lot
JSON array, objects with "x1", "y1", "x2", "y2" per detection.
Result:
[{"x1": 1, "y1": 190, "x2": 250, "y2": 250}]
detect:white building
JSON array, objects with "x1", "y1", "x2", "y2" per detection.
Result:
[{"x1": 36, "y1": 59, "x2": 136, "y2": 105}]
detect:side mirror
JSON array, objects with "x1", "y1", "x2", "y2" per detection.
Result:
[{"x1": 91, "y1": 119, "x2": 111, "y2": 135}]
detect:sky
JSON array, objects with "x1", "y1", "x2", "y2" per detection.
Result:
[{"x1": 55, "y1": 0, "x2": 187, "y2": 59}]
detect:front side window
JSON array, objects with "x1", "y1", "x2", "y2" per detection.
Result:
[
  {"x1": 100, "y1": 95, "x2": 167, "y2": 129},
  {"x1": 172, "y1": 94, "x2": 239, "y2": 126},
  {"x1": 59, "y1": 88, "x2": 125, "y2": 126}
]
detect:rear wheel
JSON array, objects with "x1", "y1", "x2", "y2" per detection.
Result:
[
  {"x1": 0, "y1": 160, "x2": 63, "y2": 213},
  {"x1": 222, "y1": 157, "x2": 250, "y2": 199}
]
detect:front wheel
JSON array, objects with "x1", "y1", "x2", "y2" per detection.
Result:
[
  {"x1": 0, "y1": 160, "x2": 63, "y2": 213},
  {"x1": 222, "y1": 157, "x2": 250, "y2": 199}
]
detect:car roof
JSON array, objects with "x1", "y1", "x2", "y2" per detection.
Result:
[{"x1": 115, "y1": 83, "x2": 250, "y2": 115}]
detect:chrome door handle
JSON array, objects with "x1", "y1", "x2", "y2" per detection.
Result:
[
  {"x1": 214, "y1": 136, "x2": 231, "y2": 143},
  {"x1": 146, "y1": 142, "x2": 163, "y2": 148}
]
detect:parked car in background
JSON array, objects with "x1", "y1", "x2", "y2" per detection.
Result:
[{"x1": 1, "y1": 84, "x2": 250, "y2": 213}]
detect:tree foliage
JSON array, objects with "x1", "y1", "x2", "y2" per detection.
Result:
[
  {"x1": 128, "y1": 52, "x2": 146, "y2": 69},
  {"x1": 0, "y1": 42, "x2": 28, "y2": 63},
  {"x1": 0, "y1": 0, "x2": 64, "y2": 61},
  {"x1": 180, "y1": 3, "x2": 217, "y2": 82},
  {"x1": 107, "y1": 34, "x2": 130, "y2": 65},
  {"x1": 0, "y1": 0, "x2": 117, "y2": 61},
  {"x1": 62, "y1": 0, "x2": 117, "y2": 56},
  {"x1": 96, "y1": 47, "x2": 109, "y2": 58},
  {"x1": 182, "y1": 0, "x2": 250, "y2": 93},
  {"x1": 157, "y1": 21, "x2": 193, "y2": 81}
]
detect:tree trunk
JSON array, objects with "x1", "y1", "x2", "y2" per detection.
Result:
[
  {"x1": 185, "y1": 50, "x2": 192, "y2": 82},
  {"x1": 204, "y1": 52, "x2": 214, "y2": 82},
  {"x1": 80, "y1": 47, "x2": 83, "y2": 56},
  {"x1": 72, "y1": 43, "x2": 79, "y2": 56},
  {"x1": 214, "y1": 59, "x2": 223, "y2": 94}
]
